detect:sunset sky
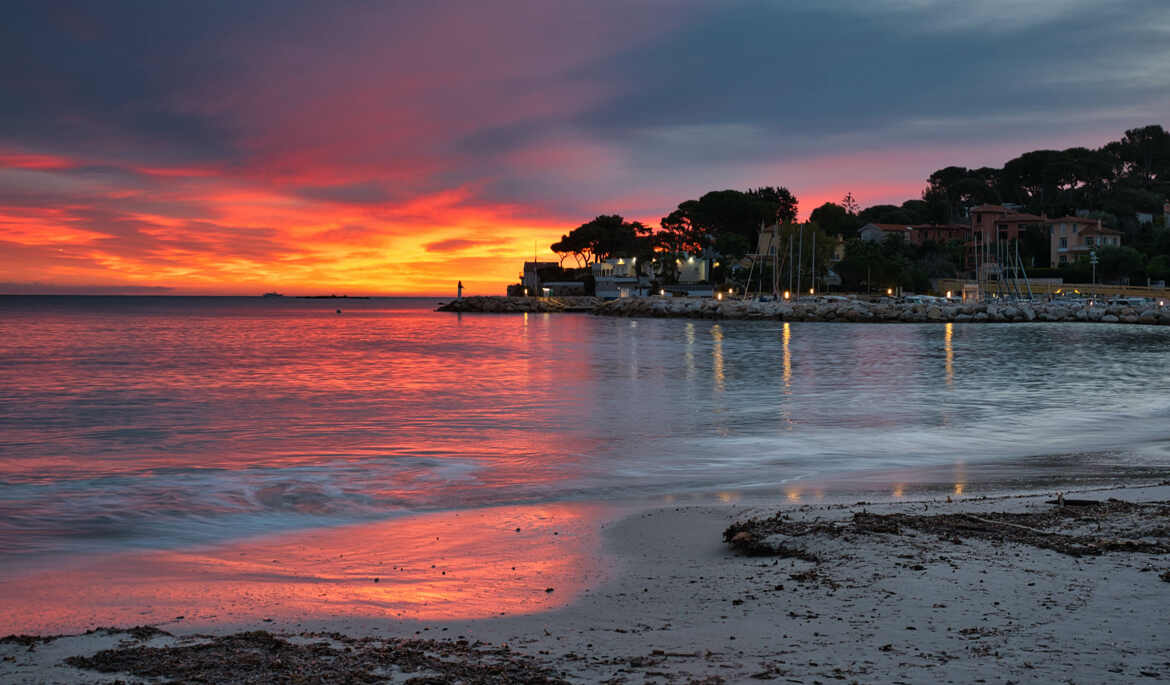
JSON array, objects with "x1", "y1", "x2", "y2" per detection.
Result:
[{"x1": 3, "y1": 1, "x2": 1168, "y2": 295}]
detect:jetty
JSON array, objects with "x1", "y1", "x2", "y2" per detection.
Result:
[{"x1": 439, "y1": 295, "x2": 1170, "y2": 326}]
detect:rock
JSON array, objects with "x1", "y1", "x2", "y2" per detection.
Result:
[{"x1": 1102, "y1": 314, "x2": 1120, "y2": 323}]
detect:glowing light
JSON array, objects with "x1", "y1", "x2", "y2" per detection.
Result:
[
  {"x1": 945, "y1": 322, "x2": 954, "y2": 388},
  {"x1": 728, "y1": 288, "x2": 734, "y2": 294},
  {"x1": 716, "y1": 292, "x2": 723, "y2": 300},
  {"x1": 887, "y1": 288, "x2": 893, "y2": 296},
  {"x1": 954, "y1": 483, "x2": 964, "y2": 496},
  {"x1": 809, "y1": 288, "x2": 814, "y2": 295},
  {"x1": 783, "y1": 290, "x2": 790, "y2": 300},
  {"x1": 946, "y1": 290, "x2": 952, "y2": 298},
  {"x1": 660, "y1": 289, "x2": 665, "y2": 296}
]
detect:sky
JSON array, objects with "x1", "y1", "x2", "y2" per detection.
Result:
[{"x1": 2, "y1": 1, "x2": 1168, "y2": 295}]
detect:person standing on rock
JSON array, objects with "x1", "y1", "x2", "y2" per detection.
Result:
[{"x1": 457, "y1": 281, "x2": 463, "y2": 300}]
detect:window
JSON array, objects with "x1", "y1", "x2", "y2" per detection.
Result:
[
  {"x1": 1060, "y1": 255, "x2": 1068, "y2": 264},
  {"x1": 1059, "y1": 237, "x2": 1067, "y2": 248},
  {"x1": 1085, "y1": 237, "x2": 1095, "y2": 247}
]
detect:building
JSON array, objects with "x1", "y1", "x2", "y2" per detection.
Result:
[
  {"x1": 592, "y1": 257, "x2": 644, "y2": 299},
  {"x1": 676, "y1": 255, "x2": 708, "y2": 283},
  {"x1": 520, "y1": 261, "x2": 561, "y2": 293},
  {"x1": 966, "y1": 204, "x2": 1046, "y2": 272},
  {"x1": 858, "y1": 222, "x2": 968, "y2": 246},
  {"x1": 910, "y1": 224, "x2": 969, "y2": 245},
  {"x1": 859, "y1": 223, "x2": 914, "y2": 243},
  {"x1": 1047, "y1": 217, "x2": 1122, "y2": 267}
]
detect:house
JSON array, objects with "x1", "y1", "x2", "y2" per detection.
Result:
[
  {"x1": 1047, "y1": 217, "x2": 1122, "y2": 267},
  {"x1": 520, "y1": 261, "x2": 561, "y2": 293},
  {"x1": 966, "y1": 204, "x2": 1046, "y2": 272},
  {"x1": 910, "y1": 224, "x2": 969, "y2": 245},
  {"x1": 592, "y1": 257, "x2": 645, "y2": 299},
  {"x1": 676, "y1": 255, "x2": 709, "y2": 283},
  {"x1": 859, "y1": 223, "x2": 914, "y2": 243},
  {"x1": 538, "y1": 281, "x2": 586, "y2": 296}
]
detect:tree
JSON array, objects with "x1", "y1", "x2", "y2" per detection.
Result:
[
  {"x1": 809, "y1": 202, "x2": 860, "y2": 238},
  {"x1": 1095, "y1": 245, "x2": 1145, "y2": 283},
  {"x1": 550, "y1": 215, "x2": 651, "y2": 268},
  {"x1": 746, "y1": 186, "x2": 799, "y2": 224},
  {"x1": 841, "y1": 192, "x2": 859, "y2": 215}
]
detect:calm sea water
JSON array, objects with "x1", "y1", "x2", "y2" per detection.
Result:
[{"x1": 3, "y1": 295, "x2": 1170, "y2": 569}]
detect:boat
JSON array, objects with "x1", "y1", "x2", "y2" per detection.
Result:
[{"x1": 261, "y1": 292, "x2": 284, "y2": 298}]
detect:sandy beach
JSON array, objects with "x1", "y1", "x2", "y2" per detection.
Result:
[{"x1": 4, "y1": 481, "x2": 1169, "y2": 684}]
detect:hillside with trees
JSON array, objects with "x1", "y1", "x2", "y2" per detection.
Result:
[{"x1": 543, "y1": 124, "x2": 1169, "y2": 294}]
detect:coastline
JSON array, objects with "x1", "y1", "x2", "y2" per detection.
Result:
[
  {"x1": 6, "y1": 480, "x2": 1170, "y2": 683},
  {"x1": 439, "y1": 294, "x2": 1170, "y2": 325}
]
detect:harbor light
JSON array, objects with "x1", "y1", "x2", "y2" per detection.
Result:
[
  {"x1": 783, "y1": 290, "x2": 791, "y2": 300},
  {"x1": 717, "y1": 293, "x2": 723, "y2": 301},
  {"x1": 1161, "y1": 300, "x2": 1166, "y2": 308},
  {"x1": 809, "y1": 288, "x2": 814, "y2": 295},
  {"x1": 946, "y1": 290, "x2": 952, "y2": 298},
  {"x1": 660, "y1": 289, "x2": 665, "y2": 296},
  {"x1": 887, "y1": 288, "x2": 893, "y2": 296},
  {"x1": 728, "y1": 288, "x2": 734, "y2": 295},
  {"x1": 523, "y1": 287, "x2": 528, "y2": 296}
]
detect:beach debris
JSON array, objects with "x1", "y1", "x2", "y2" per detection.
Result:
[
  {"x1": 725, "y1": 499, "x2": 1170, "y2": 558},
  {"x1": 64, "y1": 630, "x2": 572, "y2": 684}
]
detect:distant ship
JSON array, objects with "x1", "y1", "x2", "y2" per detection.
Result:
[{"x1": 261, "y1": 292, "x2": 285, "y2": 298}]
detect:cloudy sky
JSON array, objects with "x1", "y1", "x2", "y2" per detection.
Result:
[{"x1": 2, "y1": 0, "x2": 1167, "y2": 294}]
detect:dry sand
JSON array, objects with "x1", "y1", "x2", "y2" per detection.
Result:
[{"x1": 4, "y1": 482, "x2": 1170, "y2": 684}]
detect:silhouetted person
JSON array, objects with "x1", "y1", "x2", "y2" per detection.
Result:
[{"x1": 457, "y1": 280, "x2": 464, "y2": 299}]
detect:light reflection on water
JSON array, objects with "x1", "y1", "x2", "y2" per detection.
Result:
[
  {"x1": 1, "y1": 297, "x2": 1169, "y2": 572},
  {"x1": 0, "y1": 502, "x2": 605, "y2": 634}
]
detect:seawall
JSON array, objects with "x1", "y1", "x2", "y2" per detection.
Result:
[
  {"x1": 593, "y1": 296, "x2": 1170, "y2": 324},
  {"x1": 438, "y1": 295, "x2": 1170, "y2": 325}
]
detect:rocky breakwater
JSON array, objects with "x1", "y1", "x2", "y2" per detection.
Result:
[
  {"x1": 593, "y1": 296, "x2": 1170, "y2": 325},
  {"x1": 436, "y1": 295, "x2": 603, "y2": 313}
]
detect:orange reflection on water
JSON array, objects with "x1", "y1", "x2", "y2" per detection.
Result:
[
  {"x1": 0, "y1": 503, "x2": 608, "y2": 635},
  {"x1": 945, "y1": 322, "x2": 954, "y2": 388}
]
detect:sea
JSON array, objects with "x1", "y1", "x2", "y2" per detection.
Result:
[{"x1": 1, "y1": 295, "x2": 1169, "y2": 632}]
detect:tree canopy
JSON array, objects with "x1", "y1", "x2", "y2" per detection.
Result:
[{"x1": 550, "y1": 215, "x2": 651, "y2": 267}]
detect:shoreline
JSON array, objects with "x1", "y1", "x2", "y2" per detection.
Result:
[
  {"x1": 439, "y1": 294, "x2": 1170, "y2": 325},
  {"x1": 6, "y1": 479, "x2": 1170, "y2": 683}
]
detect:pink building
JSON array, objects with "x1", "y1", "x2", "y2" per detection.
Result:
[
  {"x1": 1047, "y1": 217, "x2": 1122, "y2": 267},
  {"x1": 966, "y1": 204, "x2": 1045, "y2": 271}
]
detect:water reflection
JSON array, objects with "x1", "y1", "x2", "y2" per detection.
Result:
[
  {"x1": 945, "y1": 322, "x2": 954, "y2": 388},
  {"x1": 782, "y1": 322, "x2": 792, "y2": 389},
  {"x1": 4, "y1": 298, "x2": 1170, "y2": 626},
  {"x1": 711, "y1": 324, "x2": 724, "y2": 393},
  {"x1": 0, "y1": 502, "x2": 608, "y2": 634}
]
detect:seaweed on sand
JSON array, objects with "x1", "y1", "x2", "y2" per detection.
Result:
[
  {"x1": 725, "y1": 499, "x2": 1170, "y2": 558},
  {"x1": 65, "y1": 630, "x2": 570, "y2": 685}
]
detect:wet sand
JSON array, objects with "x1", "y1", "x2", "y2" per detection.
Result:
[{"x1": 4, "y1": 482, "x2": 1170, "y2": 683}]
